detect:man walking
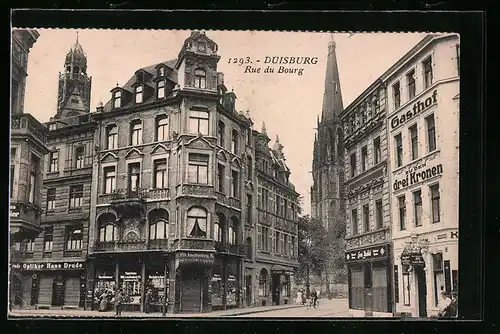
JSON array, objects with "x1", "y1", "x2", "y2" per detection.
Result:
[{"x1": 115, "y1": 289, "x2": 124, "y2": 316}]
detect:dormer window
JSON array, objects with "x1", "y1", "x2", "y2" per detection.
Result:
[
  {"x1": 157, "y1": 80, "x2": 166, "y2": 99},
  {"x1": 158, "y1": 67, "x2": 166, "y2": 77},
  {"x1": 194, "y1": 69, "x2": 206, "y2": 89},
  {"x1": 113, "y1": 91, "x2": 122, "y2": 108},
  {"x1": 135, "y1": 85, "x2": 143, "y2": 104}
]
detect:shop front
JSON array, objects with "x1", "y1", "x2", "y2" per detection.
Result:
[
  {"x1": 11, "y1": 260, "x2": 86, "y2": 309},
  {"x1": 346, "y1": 244, "x2": 393, "y2": 317},
  {"x1": 270, "y1": 266, "x2": 293, "y2": 306}
]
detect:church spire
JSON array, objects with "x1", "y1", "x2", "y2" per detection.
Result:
[{"x1": 321, "y1": 34, "x2": 344, "y2": 122}]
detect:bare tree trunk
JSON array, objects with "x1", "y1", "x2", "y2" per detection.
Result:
[
  {"x1": 324, "y1": 264, "x2": 331, "y2": 299},
  {"x1": 306, "y1": 266, "x2": 310, "y2": 298}
]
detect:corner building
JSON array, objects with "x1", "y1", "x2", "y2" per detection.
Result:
[
  {"x1": 341, "y1": 79, "x2": 393, "y2": 317},
  {"x1": 385, "y1": 34, "x2": 460, "y2": 317},
  {"x1": 86, "y1": 31, "x2": 299, "y2": 313}
]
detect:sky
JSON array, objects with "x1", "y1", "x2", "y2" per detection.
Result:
[{"x1": 21, "y1": 29, "x2": 429, "y2": 215}]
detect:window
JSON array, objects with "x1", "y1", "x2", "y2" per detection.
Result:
[
  {"x1": 157, "y1": 80, "x2": 165, "y2": 99},
  {"x1": 69, "y1": 185, "x2": 83, "y2": 208},
  {"x1": 128, "y1": 163, "x2": 141, "y2": 192},
  {"x1": 103, "y1": 166, "x2": 116, "y2": 194},
  {"x1": 12, "y1": 78, "x2": 19, "y2": 113},
  {"x1": 372, "y1": 97, "x2": 379, "y2": 115},
  {"x1": 29, "y1": 155, "x2": 39, "y2": 204},
  {"x1": 246, "y1": 194, "x2": 253, "y2": 225},
  {"x1": 373, "y1": 137, "x2": 381, "y2": 164},
  {"x1": 393, "y1": 81, "x2": 401, "y2": 109},
  {"x1": 456, "y1": 44, "x2": 460, "y2": 75},
  {"x1": 99, "y1": 224, "x2": 117, "y2": 242},
  {"x1": 49, "y1": 151, "x2": 59, "y2": 172},
  {"x1": 25, "y1": 239, "x2": 35, "y2": 252},
  {"x1": 231, "y1": 130, "x2": 238, "y2": 155},
  {"x1": 66, "y1": 226, "x2": 83, "y2": 250},
  {"x1": 430, "y1": 184, "x2": 441, "y2": 223},
  {"x1": 231, "y1": 170, "x2": 240, "y2": 198},
  {"x1": 363, "y1": 204, "x2": 370, "y2": 232},
  {"x1": 213, "y1": 220, "x2": 222, "y2": 242},
  {"x1": 291, "y1": 236, "x2": 296, "y2": 257},
  {"x1": 188, "y1": 154, "x2": 209, "y2": 184},
  {"x1": 423, "y1": 56, "x2": 433, "y2": 89},
  {"x1": 194, "y1": 68, "x2": 206, "y2": 89},
  {"x1": 217, "y1": 121, "x2": 225, "y2": 147},
  {"x1": 407, "y1": 69, "x2": 416, "y2": 99},
  {"x1": 48, "y1": 123, "x2": 57, "y2": 131},
  {"x1": 361, "y1": 146, "x2": 368, "y2": 172},
  {"x1": 217, "y1": 164, "x2": 225, "y2": 193},
  {"x1": 187, "y1": 207, "x2": 208, "y2": 238},
  {"x1": 134, "y1": 85, "x2": 143, "y2": 103},
  {"x1": 398, "y1": 196, "x2": 406, "y2": 230},
  {"x1": 403, "y1": 272, "x2": 411, "y2": 306},
  {"x1": 375, "y1": 200, "x2": 383, "y2": 229},
  {"x1": 46, "y1": 188, "x2": 56, "y2": 211},
  {"x1": 247, "y1": 130, "x2": 252, "y2": 146},
  {"x1": 395, "y1": 134, "x2": 403, "y2": 167},
  {"x1": 158, "y1": 67, "x2": 166, "y2": 77},
  {"x1": 274, "y1": 231, "x2": 280, "y2": 254},
  {"x1": 247, "y1": 156, "x2": 252, "y2": 181},
  {"x1": 156, "y1": 116, "x2": 168, "y2": 141},
  {"x1": 351, "y1": 209, "x2": 358, "y2": 236},
  {"x1": 153, "y1": 159, "x2": 167, "y2": 188},
  {"x1": 228, "y1": 219, "x2": 237, "y2": 245},
  {"x1": 426, "y1": 114, "x2": 436, "y2": 152},
  {"x1": 259, "y1": 270, "x2": 268, "y2": 297},
  {"x1": 189, "y1": 110, "x2": 209, "y2": 135},
  {"x1": 150, "y1": 220, "x2": 169, "y2": 240},
  {"x1": 432, "y1": 253, "x2": 444, "y2": 306},
  {"x1": 113, "y1": 91, "x2": 122, "y2": 108},
  {"x1": 44, "y1": 227, "x2": 53, "y2": 252},
  {"x1": 75, "y1": 146, "x2": 85, "y2": 169},
  {"x1": 106, "y1": 125, "x2": 118, "y2": 150},
  {"x1": 130, "y1": 121, "x2": 143, "y2": 146},
  {"x1": 413, "y1": 190, "x2": 422, "y2": 227},
  {"x1": 350, "y1": 153, "x2": 357, "y2": 177},
  {"x1": 409, "y1": 125, "x2": 419, "y2": 160}
]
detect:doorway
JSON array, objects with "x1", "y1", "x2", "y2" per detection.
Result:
[
  {"x1": 416, "y1": 267, "x2": 427, "y2": 317},
  {"x1": 179, "y1": 266, "x2": 208, "y2": 313},
  {"x1": 30, "y1": 274, "x2": 39, "y2": 306},
  {"x1": 271, "y1": 273, "x2": 280, "y2": 306},
  {"x1": 245, "y1": 274, "x2": 252, "y2": 306},
  {"x1": 52, "y1": 276, "x2": 64, "y2": 307},
  {"x1": 363, "y1": 262, "x2": 373, "y2": 316}
]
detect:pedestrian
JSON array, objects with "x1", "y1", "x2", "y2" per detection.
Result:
[
  {"x1": 115, "y1": 289, "x2": 124, "y2": 316},
  {"x1": 99, "y1": 291, "x2": 108, "y2": 312},
  {"x1": 301, "y1": 289, "x2": 307, "y2": 305},
  {"x1": 145, "y1": 289, "x2": 152, "y2": 314},
  {"x1": 296, "y1": 290, "x2": 303, "y2": 305},
  {"x1": 437, "y1": 291, "x2": 453, "y2": 318}
]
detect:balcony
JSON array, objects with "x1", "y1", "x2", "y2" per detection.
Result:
[
  {"x1": 215, "y1": 192, "x2": 241, "y2": 209},
  {"x1": 214, "y1": 242, "x2": 243, "y2": 255},
  {"x1": 346, "y1": 227, "x2": 390, "y2": 250},
  {"x1": 174, "y1": 238, "x2": 214, "y2": 251},
  {"x1": 98, "y1": 188, "x2": 171, "y2": 206},
  {"x1": 11, "y1": 113, "x2": 47, "y2": 144},
  {"x1": 144, "y1": 188, "x2": 170, "y2": 200},
  {"x1": 94, "y1": 240, "x2": 147, "y2": 252},
  {"x1": 148, "y1": 239, "x2": 170, "y2": 250},
  {"x1": 176, "y1": 184, "x2": 215, "y2": 198}
]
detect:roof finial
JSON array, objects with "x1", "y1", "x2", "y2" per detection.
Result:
[{"x1": 262, "y1": 121, "x2": 267, "y2": 133}]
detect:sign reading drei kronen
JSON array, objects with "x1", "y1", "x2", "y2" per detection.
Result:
[{"x1": 393, "y1": 163, "x2": 443, "y2": 191}]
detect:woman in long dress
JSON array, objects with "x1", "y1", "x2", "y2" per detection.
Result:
[{"x1": 296, "y1": 290, "x2": 303, "y2": 305}]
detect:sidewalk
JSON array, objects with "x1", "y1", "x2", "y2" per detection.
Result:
[{"x1": 9, "y1": 301, "x2": 312, "y2": 318}]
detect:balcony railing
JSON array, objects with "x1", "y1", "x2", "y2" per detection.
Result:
[
  {"x1": 346, "y1": 228, "x2": 390, "y2": 250},
  {"x1": 174, "y1": 238, "x2": 215, "y2": 251},
  {"x1": 148, "y1": 239, "x2": 170, "y2": 250},
  {"x1": 11, "y1": 113, "x2": 47, "y2": 143},
  {"x1": 215, "y1": 192, "x2": 241, "y2": 209},
  {"x1": 176, "y1": 184, "x2": 215, "y2": 198},
  {"x1": 94, "y1": 240, "x2": 147, "y2": 252},
  {"x1": 98, "y1": 188, "x2": 170, "y2": 205},
  {"x1": 145, "y1": 188, "x2": 170, "y2": 200}
]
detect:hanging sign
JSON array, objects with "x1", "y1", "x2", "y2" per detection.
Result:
[{"x1": 400, "y1": 249, "x2": 425, "y2": 267}]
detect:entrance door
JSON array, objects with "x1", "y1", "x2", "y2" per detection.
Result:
[
  {"x1": 180, "y1": 266, "x2": 203, "y2": 313},
  {"x1": 363, "y1": 263, "x2": 373, "y2": 317},
  {"x1": 52, "y1": 276, "x2": 64, "y2": 307},
  {"x1": 416, "y1": 267, "x2": 427, "y2": 317},
  {"x1": 245, "y1": 275, "x2": 252, "y2": 306},
  {"x1": 30, "y1": 274, "x2": 39, "y2": 306},
  {"x1": 271, "y1": 274, "x2": 280, "y2": 306}
]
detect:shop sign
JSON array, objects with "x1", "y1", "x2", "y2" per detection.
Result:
[
  {"x1": 10, "y1": 205, "x2": 20, "y2": 218},
  {"x1": 345, "y1": 244, "x2": 389, "y2": 263},
  {"x1": 98, "y1": 275, "x2": 114, "y2": 280},
  {"x1": 177, "y1": 251, "x2": 215, "y2": 265},
  {"x1": 393, "y1": 164, "x2": 443, "y2": 191},
  {"x1": 400, "y1": 249, "x2": 425, "y2": 267},
  {"x1": 15, "y1": 261, "x2": 85, "y2": 271},
  {"x1": 228, "y1": 274, "x2": 236, "y2": 281},
  {"x1": 450, "y1": 230, "x2": 458, "y2": 239},
  {"x1": 390, "y1": 89, "x2": 438, "y2": 130}
]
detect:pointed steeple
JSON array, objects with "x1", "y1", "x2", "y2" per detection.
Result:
[
  {"x1": 321, "y1": 35, "x2": 344, "y2": 122},
  {"x1": 313, "y1": 133, "x2": 319, "y2": 169}
]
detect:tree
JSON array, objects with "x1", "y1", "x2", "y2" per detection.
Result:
[{"x1": 296, "y1": 215, "x2": 330, "y2": 297}]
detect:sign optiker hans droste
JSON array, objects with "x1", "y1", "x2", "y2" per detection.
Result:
[
  {"x1": 11, "y1": 261, "x2": 85, "y2": 271},
  {"x1": 390, "y1": 89, "x2": 438, "y2": 130},
  {"x1": 393, "y1": 163, "x2": 443, "y2": 191}
]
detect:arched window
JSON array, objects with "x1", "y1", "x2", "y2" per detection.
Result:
[
  {"x1": 157, "y1": 80, "x2": 166, "y2": 99},
  {"x1": 66, "y1": 226, "x2": 83, "y2": 250},
  {"x1": 99, "y1": 223, "x2": 118, "y2": 242},
  {"x1": 135, "y1": 85, "x2": 143, "y2": 104},
  {"x1": 258, "y1": 269, "x2": 268, "y2": 297},
  {"x1": 214, "y1": 213, "x2": 225, "y2": 243},
  {"x1": 217, "y1": 121, "x2": 225, "y2": 147},
  {"x1": 113, "y1": 91, "x2": 122, "y2": 108},
  {"x1": 229, "y1": 217, "x2": 238, "y2": 245},
  {"x1": 150, "y1": 219, "x2": 169, "y2": 240},
  {"x1": 187, "y1": 207, "x2": 208, "y2": 238},
  {"x1": 194, "y1": 68, "x2": 206, "y2": 89}
]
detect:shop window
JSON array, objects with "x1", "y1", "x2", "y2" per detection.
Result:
[
  {"x1": 395, "y1": 133, "x2": 403, "y2": 167},
  {"x1": 130, "y1": 120, "x2": 143, "y2": 146},
  {"x1": 44, "y1": 227, "x2": 53, "y2": 252},
  {"x1": 153, "y1": 159, "x2": 168, "y2": 189},
  {"x1": 373, "y1": 137, "x2": 381, "y2": 164},
  {"x1": 69, "y1": 184, "x2": 83, "y2": 208},
  {"x1": 350, "y1": 266, "x2": 364, "y2": 309},
  {"x1": 157, "y1": 80, "x2": 166, "y2": 99},
  {"x1": 407, "y1": 69, "x2": 416, "y2": 100},
  {"x1": 409, "y1": 125, "x2": 419, "y2": 160},
  {"x1": 398, "y1": 196, "x2": 406, "y2": 230},
  {"x1": 217, "y1": 120, "x2": 225, "y2": 147},
  {"x1": 66, "y1": 226, "x2": 83, "y2": 250},
  {"x1": 106, "y1": 125, "x2": 118, "y2": 150},
  {"x1": 49, "y1": 151, "x2": 59, "y2": 172},
  {"x1": 423, "y1": 56, "x2": 433, "y2": 89},
  {"x1": 402, "y1": 270, "x2": 411, "y2": 306},
  {"x1": 103, "y1": 166, "x2": 116, "y2": 194},
  {"x1": 258, "y1": 269, "x2": 268, "y2": 297},
  {"x1": 430, "y1": 183, "x2": 441, "y2": 223},
  {"x1": 187, "y1": 207, "x2": 208, "y2": 238},
  {"x1": 187, "y1": 153, "x2": 209, "y2": 184},
  {"x1": 189, "y1": 110, "x2": 209, "y2": 135},
  {"x1": 75, "y1": 146, "x2": 85, "y2": 169},
  {"x1": 426, "y1": 114, "x2": 436, "y2": 152},
  {"x1": 432, "y1": 252, "x2": 444, "y2": 306},
  {"x1": 413, "y1": 190, "x2": 422, "y2": 227},
  {"x1": 99, "y1": 223, "x2": 118, "y2": 242},
  {"x1": 46, "y1": 188, "x2": 56, "y2": 211},
  {"x1": 156, "y1": 115, "x2": 169, "y2": 142},
  {"x1": 280, "y1": 275, "x2": 290, "y2": 298},
  {"x1": 393, "y1": 81, "x2": 401, "y2": 109}
]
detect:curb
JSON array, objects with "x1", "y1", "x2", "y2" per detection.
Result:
[{"x1": 221, "y1": 304, "x2": 305, "y2": 317}]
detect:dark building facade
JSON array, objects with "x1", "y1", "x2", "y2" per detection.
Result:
[
  {"x1": 10, "y1": 29, "x2": 50, "y2": 309},
  {"x1": 11, "y1": 36, "x2": 96, "y2": 310},
  {"x1": 340, "y1": 79, "x2": 393, "y2": 317},
  {"x1": 310, "y1": 39, "x2": 347, "y2": 290}
]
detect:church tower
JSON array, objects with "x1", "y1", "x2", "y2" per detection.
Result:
[
  {"x1": 311, "y1": 37, "x2": 347, "y2": 285},
  {"x1": 55, "y1": 33, "x2": 92, "y2": 119}
]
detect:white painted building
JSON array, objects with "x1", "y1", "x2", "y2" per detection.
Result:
[{"x1": 385, "y1": 33, "x2": 460, "y2": 317}]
